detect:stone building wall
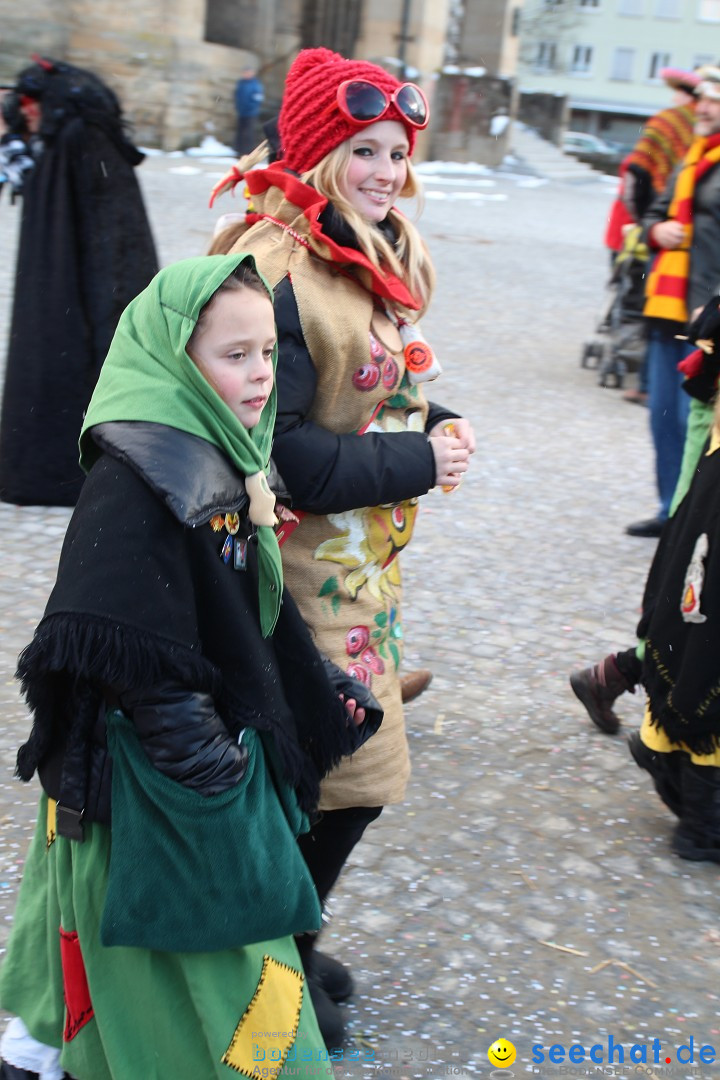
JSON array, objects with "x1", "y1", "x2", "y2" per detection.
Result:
[
  {"x1": 2, "y1": 0, "x2": 522, "y2": 162},
  {"x1": 0, "y1": 0, "x2": 290, "y2": 149},
  {"x1": 430, "y1": 72, "x2": 515, "y2": 167}
]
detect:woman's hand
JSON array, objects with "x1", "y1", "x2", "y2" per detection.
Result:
[
  {"x1": 432, "y1": 417, "x2": 476, "y2": 454},
  {"x1": 428, "y1": 418, "x2": 475, "y2": 490},
  {"x1": 339, "y1": 694, "x2": 366, "y2": 727}
]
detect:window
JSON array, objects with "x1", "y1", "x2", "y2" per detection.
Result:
[
  {"x1": 611, "y1": 47, "x2": 635, "y2": 79},
  {"x1": 577, "y1": 0, "x2": 600, "y2": 6},
  {"x1": 571, "y1": 45, "x2": 594, "y2": 72},
  {"x1": 510, "y1": 6, "x2": 522, "y2": 34},
  {"x1": 648, "y1": 51, "x2": 671, "y2": 79},
  {"x1": 617, "y1": 0, "x2": 643, "y2": 13},
  {"x1": 698, "y1": 0, "x2": 720, "y2": 18},
  {"x1": 205, "y1": 0, "x2": 257, "y2": 47},
  {"x1": 655, "y1": 0, "x2": 681, "y2": 14},
  {"x1": 535, "y1": 41, "x2": 558, "y2": 70}
]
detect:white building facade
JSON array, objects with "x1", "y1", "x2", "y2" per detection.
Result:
[{"x1": 517, "y1": 0, "x2": 720, "y2": 142}]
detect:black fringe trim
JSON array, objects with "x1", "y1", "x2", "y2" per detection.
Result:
[
  {"x1": 15, "y1": 612, "x2": 222, "y2": 782},
  {"x1": 219, "y1": 685, "x2": 359, "y2": 813},
  {"x1": 14, "y1": 612, "x2": 360, "y2": 813},
  {"x1": 643, "y1": 639, "x2": 720, "y2": 756}
]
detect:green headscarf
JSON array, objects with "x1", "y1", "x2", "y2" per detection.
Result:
[{"x1": 80, "y1": 253, "x2": 283, "y2": 636}]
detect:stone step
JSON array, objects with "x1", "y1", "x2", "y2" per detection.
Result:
[{"x1": 510, "y1": 125, "x2": 601, "y2": 182}]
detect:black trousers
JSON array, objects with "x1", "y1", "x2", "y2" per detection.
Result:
[{"x1": 296, "y1": 805, "x2": 382, "y2": 965}]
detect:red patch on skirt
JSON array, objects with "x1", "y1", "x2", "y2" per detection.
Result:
[{"x1": 60, "y1": 928, "x2": 94, "y2": 1041}]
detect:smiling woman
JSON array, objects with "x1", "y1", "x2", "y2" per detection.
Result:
[
  {"x1": 210, "y1": 45, "x2": 477, "y2": 1048},
  {"x1": 339, "y1": 123, "x2": 409, "y2": 223}
]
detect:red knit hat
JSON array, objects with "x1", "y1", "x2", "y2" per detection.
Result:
[{"x1": 279, "y1": 47, "x2": 419, "y2": 173}]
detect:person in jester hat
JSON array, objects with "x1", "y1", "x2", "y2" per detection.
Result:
[
  {"x1": 210, "y1": 47, "x2": 476, "y2": 1045},
  {"x1": 0, "y1": 253, "x2": 381, "y2": 1080}
]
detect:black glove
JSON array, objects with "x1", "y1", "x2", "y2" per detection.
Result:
[
  {"x1": 321, "y1": 657, "x2": 384, "y2": 750},
  {"x1": 687, "y1": 295, "x2": 720, "y2": 351},
  {"x1": 119, "y1": 682, "x2": 248, "y2": 796}
]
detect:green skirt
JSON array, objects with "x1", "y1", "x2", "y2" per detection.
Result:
[{"x1": 0, "y1": 797, "x2": 330, "y2": 1080}]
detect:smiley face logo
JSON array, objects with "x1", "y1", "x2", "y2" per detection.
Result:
[{"x1": 488, "y1": 1039, "x2": 516, "y2": 1068}]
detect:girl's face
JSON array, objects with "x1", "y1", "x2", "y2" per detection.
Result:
[
  {"x1": 187, "y1": 286, "x2": 276, "y2": 429},
  {"x1": 339, "y1": 120, "x2": 409, "y2": 224}
]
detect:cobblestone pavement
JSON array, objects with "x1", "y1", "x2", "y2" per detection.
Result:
[{"x1": 1, "y1": 157, "x2": 715, "y2": 1080}]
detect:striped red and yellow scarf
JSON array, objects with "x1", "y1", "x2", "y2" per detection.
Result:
[{"x1": 644, "y1": 133, "x2": 720, "y2": 324}]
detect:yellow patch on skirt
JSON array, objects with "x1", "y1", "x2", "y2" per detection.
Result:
[{"x1": 222, "y1": 954, "x2": 304, "y2": 1077}]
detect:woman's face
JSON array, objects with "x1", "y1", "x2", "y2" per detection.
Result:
[
  {"x1": 187, "y1": 286, "x2": 276, "y2": 429},
  {"x1": 339, "y1": 119, "x2": 409, "y2": 224}
]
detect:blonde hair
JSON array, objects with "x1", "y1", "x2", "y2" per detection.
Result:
[{"x1": 303, "y1": 140, "x2": 436, "y2": 316}]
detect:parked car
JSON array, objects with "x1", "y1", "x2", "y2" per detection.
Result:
[{"x1": 562, "y1": 131, "x2": 624, "y2": 174}]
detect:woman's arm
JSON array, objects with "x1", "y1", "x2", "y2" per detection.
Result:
[
  {"x1": 272, "y1": 277, "x2": 436, "y2": 513},
  {"x1": 119, "y1": 682, "x2": 248, "y2": 796}
]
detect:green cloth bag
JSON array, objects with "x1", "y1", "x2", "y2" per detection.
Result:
[{"x1": 101, "y1": 710, "x2": 322, "y2": 952}]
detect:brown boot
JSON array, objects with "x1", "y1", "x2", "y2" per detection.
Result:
[
  {"x1": 400, "y1": 669, "x2": 433, "y2": 703},
  {"x1": 569, "y1": 654, "x2": 634, "y2": 734}
]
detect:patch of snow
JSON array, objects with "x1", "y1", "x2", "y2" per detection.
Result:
[
  {"x1": 185, "y1": 135, "x2": 236, "y2": 158},
  {"x1": 490, "y1": 115, "x2": 510, "y2": 136},
  {"x1": 417, "y1": 160, "x2": 494, "y2": 176},
  {"x1": 168, "y1": 165, "x2": 205, "y2": 176}
]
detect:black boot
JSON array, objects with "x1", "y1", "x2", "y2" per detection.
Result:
[
  {"x1": 628, "y1": 732, "x2": 683, "y2": 817},
  {"x1": 296, "y1": 933, "x2": 349, "y2": 1048},
  {"x1": 672, "y1": 760, "x2": 720, "y2": 863},
  {"x1": 0, "y1": 1061, "x2": 39, "y2": 1080},
  {"x1": 0, "y1": 1057, "x2": 75, "y2": 1079},
  {"x1": 310, "y1": 951, "x2": 354, "y2": 1002},
  {"x1": 570, "y1": 653, "x2": 636, "y2": 734}
]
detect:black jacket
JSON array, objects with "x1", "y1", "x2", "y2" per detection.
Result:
[
  {"x1": 271, "y1": 277, "x2": 459, "y2": 515},
  {"x1": 16, "y1": 422, "x2": 381, "y2": 833}
]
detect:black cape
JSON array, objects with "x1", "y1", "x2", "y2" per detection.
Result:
[
  {"x1": 16, "y1": 424, "x2": 380, "y2": 814},
  {"x1": 639, "y1": 434, "x2": 720, "y2": 754},
  {"x1": 0, "y1": 117, "x2": 158, "y2": 506}
]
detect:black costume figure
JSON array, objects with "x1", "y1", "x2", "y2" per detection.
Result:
[{"x1": 0, "y1": 58, "x2": 158, "y2": 507}]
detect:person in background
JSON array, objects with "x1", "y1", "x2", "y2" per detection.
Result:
[
  {"x1": 0, "y1": 57, "x2": 158, "y2": 508},
  {"x1": 625, "y1": 66, "x2": 720, "y2": 538},
  {"x1": 628, "y1": 322, "x2": 720, "y2": 864},
  {"x1": 0, "y1": 88, "x2": 35, "y2": 204},
  {"x1": 211, "y1": 46, "x2": 475, "y2": 1047},
  {"x1": 234, "y1": 65, "x2": 264, "y2": 157},
  {"x1": 604, "y1": 67, "x2": 699, "y2": 407},
  {"x1": 570, "y1": 294, "x2": 720, "y2": 736}
]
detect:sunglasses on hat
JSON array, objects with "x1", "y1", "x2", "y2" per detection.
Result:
[{"x1": 336, "y1": 79, "x2": 429, "y2": 130}]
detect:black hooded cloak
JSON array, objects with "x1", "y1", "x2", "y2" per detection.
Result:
[{"x1": 0, "y1": 59, "x2": 158, "y2": 506}]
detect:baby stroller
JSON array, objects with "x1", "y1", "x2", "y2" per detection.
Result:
[{"x1": 581, "y1": 226, "x2": 649, "y2": 388}]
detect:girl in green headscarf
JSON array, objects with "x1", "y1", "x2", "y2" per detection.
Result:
[{"x1": 0, "y1": 254, "x2": 379, "y2": 1080}]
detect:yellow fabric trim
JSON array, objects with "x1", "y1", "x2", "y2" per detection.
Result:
[
  {"x1": 46, "y1": 798, "x2": 56, "y2": 850},
  {"x1": 641, "y1": 704, "x2": 720, "y2": 764},
  {"x1": 706, "y1": 428, "x2": 720, "y2": 456},
  {"x1": 221, "y1": 955, "x2": 304, "y2": 1078}
]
